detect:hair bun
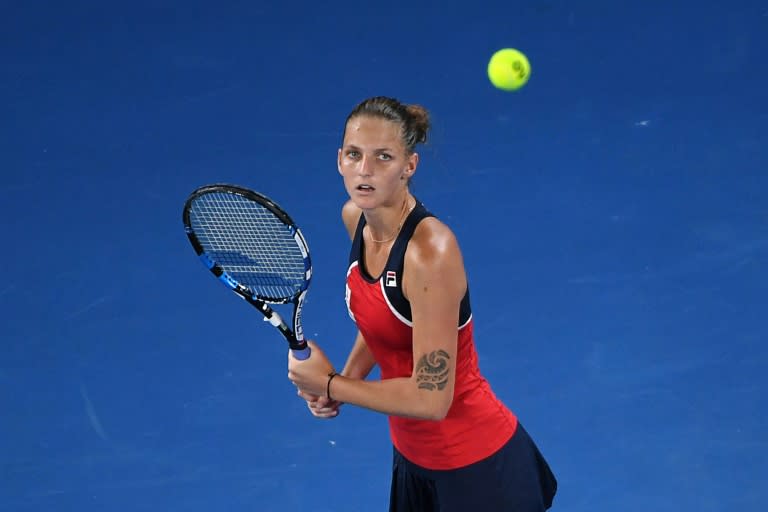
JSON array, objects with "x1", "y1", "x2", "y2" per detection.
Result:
[{"x1": 405, "y1": 104, "x2": 430, "y2": 145}]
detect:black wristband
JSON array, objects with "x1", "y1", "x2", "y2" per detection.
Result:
[{"x1": 326, "y1": 372, "x2": 338, "y2": 400}]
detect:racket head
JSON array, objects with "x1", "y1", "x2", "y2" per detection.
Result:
[{"x1": 183, "y1": 184, "x2": 312, "y2": 303}]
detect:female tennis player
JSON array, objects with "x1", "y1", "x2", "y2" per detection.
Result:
[{"x1": 287, "y1": 96, "x2": 557, "y2": 511}]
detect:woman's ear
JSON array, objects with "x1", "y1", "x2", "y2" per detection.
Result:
[{"x1": 402, "y1": 152, "x2": 419, "y2": 179}]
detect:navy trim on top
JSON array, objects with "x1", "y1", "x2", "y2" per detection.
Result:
[{"x1": 348, "y1": 199, "x2": 472, "y2": 326}]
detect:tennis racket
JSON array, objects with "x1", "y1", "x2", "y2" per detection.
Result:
[{"x1": 182, "y1": 184, "x2": 312, "y2": 360}]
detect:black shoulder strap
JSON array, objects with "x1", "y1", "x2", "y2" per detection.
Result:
[
  {"x1": 378, "y1": 200, "x2": 434, "y2": 322},
  {"x1": 348, "y1": 213, "x2": 366, "y2": 266},
  {"x1": 386, "y1": 201, "x2": 433, "y2": 273}
]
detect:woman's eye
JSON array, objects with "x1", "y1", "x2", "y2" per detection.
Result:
[
  {"x1": 378, "y1": 153, "x2": 392, "y2": 161},
  {"x1": 347, "y1": 151, "x2": 360, "y2": 159}
]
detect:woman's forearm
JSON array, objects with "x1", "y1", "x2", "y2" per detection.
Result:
[
  {"x1": 341, "y1": 331, "x2": 377, "y2": 380},
  {"x1": 333, "y1": 333, "x2": 453, "y2": 420},
  {"x1": 328, "y1": 374, "x2": 451, "y2": 421}
]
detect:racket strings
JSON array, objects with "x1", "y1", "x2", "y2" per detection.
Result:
[{"x1": 189, "y1": 193, "x2": 307, "y2": 300}]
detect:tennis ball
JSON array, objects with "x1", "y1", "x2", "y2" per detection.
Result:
[{"x1": 487, "y1": 48, "x2": 531, "y2": 91}]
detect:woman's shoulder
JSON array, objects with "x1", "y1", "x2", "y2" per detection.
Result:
[
  {"x1": 403, "y1": 214, "x2": 467, "y2": 299},
  {"x1": 341, "y1": 199, "x2": 362, "y2": 240},
  {"x1": 407, "y1": 215, "x2": 462, "y2": 266}
]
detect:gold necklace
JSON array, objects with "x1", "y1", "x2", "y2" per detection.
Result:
[{"x1": 367, "y1": 196, "x2": 414, "y2": 244}]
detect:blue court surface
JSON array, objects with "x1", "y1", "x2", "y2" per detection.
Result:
[{"x1": 2, "y1": 2, "x2": 766, "y2": 510}]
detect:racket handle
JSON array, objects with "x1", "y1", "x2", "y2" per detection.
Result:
[{"x1": 291, "y1": 346, "x2": 312, "y2": 360}]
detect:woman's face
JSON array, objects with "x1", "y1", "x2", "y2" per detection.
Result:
[{"x1": 338, "y1": 115, "x2": 417, "y2": 209}]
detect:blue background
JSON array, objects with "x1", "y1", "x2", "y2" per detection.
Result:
[{"x1": 2, "y1": 1, "x2": 766, "y2": 510}]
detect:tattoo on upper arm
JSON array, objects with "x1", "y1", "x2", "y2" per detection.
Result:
[{"x1": 415, "y1": 350, "x2": 450, "y2": 391}]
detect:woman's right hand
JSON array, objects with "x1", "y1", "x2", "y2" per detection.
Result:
[{"x1": 297, "y1": 389, "x2": 342, "y2": 419}]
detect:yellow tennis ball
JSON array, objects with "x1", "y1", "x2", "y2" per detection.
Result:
[{"x1": 487, "y1": 48, "x2": 531, "y2": 91}]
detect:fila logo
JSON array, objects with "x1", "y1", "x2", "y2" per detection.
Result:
[{"x1": 385, "y1": 271, "x2": 397, "y2": 287}]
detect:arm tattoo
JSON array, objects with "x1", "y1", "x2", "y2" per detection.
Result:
[{"x1": 415, "y1": 350, "x2": 451, "y2": 391}]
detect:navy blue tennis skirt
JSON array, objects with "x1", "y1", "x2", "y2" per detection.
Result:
[{"x1": 389, "y1": 423, "x2": 557, "y2": 512}]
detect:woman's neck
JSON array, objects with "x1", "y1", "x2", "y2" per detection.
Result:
[{"x1": 364, "y1": 192, "x2": 413, "y2": 244}]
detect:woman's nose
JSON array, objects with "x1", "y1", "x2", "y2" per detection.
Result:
[{"x1": 358, "y1": 154, "x2": 373, "y2": 176}]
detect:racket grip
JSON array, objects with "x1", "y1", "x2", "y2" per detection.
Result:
[{"x1": 291, "y1": 346, "x2": 312, "y2": 360}]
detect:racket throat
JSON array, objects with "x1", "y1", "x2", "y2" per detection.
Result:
[{"x1": 250, "y1": 297, "x2": 306, "y2": 351}]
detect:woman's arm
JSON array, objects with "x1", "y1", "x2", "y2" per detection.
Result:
[
  {"x1": 290, "y1": 218, "x2": 466, "y2": 421},
  {"x1": 341, "y1": 331, "x2": 377, "y2": 380}
]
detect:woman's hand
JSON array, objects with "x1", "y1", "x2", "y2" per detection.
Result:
[
  {"x1": 297, "y1": 389, "x2": 342, "y2": 419},
  {"x1": 288, "y1": 340, "x2": 336, "y2": 398}
]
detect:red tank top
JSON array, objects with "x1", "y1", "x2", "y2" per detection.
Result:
[{"x1": 345, "y1": 201, "x2": 517, "y2": 470}]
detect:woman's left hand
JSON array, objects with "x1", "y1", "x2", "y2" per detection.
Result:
[{"x1": 288, "y1": 340, "x2": 336, "y2": 397}]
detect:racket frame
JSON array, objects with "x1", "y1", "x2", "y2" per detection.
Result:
[{"x1": 183, "y1": 184, "x2": 312, "y2": 359}]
